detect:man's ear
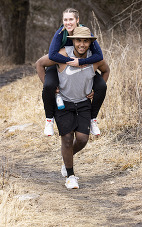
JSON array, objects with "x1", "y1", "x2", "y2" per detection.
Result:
[{"x1": 72, "y1": 39, "x2": 75, "y2": 46}]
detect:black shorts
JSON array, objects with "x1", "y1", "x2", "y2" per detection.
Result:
[{"x1": 54, "y1": 99, "x2": 91, "y2": 136}]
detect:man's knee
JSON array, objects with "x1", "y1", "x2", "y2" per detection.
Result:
[
  {"x1": 62, "y1": 133, "x2": 74, "y2": 148},
  {"x1": 76, "y1": 134, "x2": 89, "y2": 146}
]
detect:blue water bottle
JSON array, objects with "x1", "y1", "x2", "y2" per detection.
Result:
[{"x1": 56, "y1": 93, "x2": 65, "y2": 110}]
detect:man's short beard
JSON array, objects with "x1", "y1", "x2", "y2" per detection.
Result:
[{"x1": 73, "y1": 46, "x2": 88, "y2": 57}]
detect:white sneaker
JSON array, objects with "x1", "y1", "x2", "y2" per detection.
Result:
[
  {"x1": 65, "y1": 175, "x2": 79, "y2": 189},
  {"x1": 90, "y1": 118, "x2": 100, "y2": 135},
  {"x1": 44, "y1": 118, "x2": 54, "y2": 136},
  {"x1": 61, "y1": 164, "x2": 67, "y2": 177}
]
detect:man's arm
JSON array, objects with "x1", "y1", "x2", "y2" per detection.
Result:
[
  {"x1": 56, "y1": 48, "x2": 68, "y2": 72},
  {"x1": 94, "y1": 60, "x2": 110, "y2": 82},
  {"x1": 35, "y1": 54, "x2": 56, "y2": 83}
]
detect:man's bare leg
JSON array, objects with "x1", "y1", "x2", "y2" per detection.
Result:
[
  {"x1": 73, "y1": 131, "x2": 89, "y2": 155},
  {"x1": 61, "y1": 131, "x2": 74, "y2": 170},
  {"x1": 61, "y1": 131, "x2": 89, "y2": 178},
  {"x1": 61, "y1": 131, "x2": 80, "y2": 189}
]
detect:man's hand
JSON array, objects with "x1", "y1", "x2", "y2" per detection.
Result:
[
  {"x1": 66, "y1": 57, "x2": 79, "y2": 67},
  {"x1": 86, "y1": 90, "x2": 94, "y2": 100}
]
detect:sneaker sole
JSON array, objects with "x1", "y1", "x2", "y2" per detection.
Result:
[
  {"x1": 90, "y1": 130, "x2": 100, "y2": 136},
  {"x1": 65, "y1": 184, "x2": 79, "y2": 189},
  {"x1": 44, "y1": 132, "x2": 54, "y2": 136},
  {"x1": 61, "y1": 173, "x2": 67, "y2": 177}
]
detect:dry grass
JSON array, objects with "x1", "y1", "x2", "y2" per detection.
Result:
[
  {"x1": 0, "y1": 31, "x2": 142, "y2": 226},
  {"x1": 0, "y1": 57, "x2": 17, "y2": 74},
  {"x1": 99, "y1": 34, "x2": 141, "y2": 132}
]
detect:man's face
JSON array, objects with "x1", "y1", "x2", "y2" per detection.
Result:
[{"x1": 73, "y1": 38, "x2": 91, "y2": 57}]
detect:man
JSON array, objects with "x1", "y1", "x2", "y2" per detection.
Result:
[{"x1": 36, "y1": 27, "x2": 110, "y2": 189}]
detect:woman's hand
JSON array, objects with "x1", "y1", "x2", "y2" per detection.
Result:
[
  {"x1": 55, "y1": 87, "x2": 59, "y2": 93},
  {"x1": 66, "y1": 58, "x2": 88, "y2": 68},
  {"x1": 86, "y1": 90, "x2": 94, "y2": 100},
  {"x1": 66, "y1": 57, "x2": 79, "y2": 67}
]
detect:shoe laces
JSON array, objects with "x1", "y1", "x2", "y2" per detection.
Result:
[
  {"x1": 46, "y1": 119, "x2": 53, "y2": 126},
  {"x1": 69, "y1": 175, "x2": 79, "y2": 180},
  {"x1": 92, "y1": 119, "x2": 98, "y2": 126}
]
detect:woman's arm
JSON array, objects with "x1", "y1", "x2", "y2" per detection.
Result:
[
  {"x1": 49, "y1": 27, "x2": 74, "y2": 63},
  {"x1": 49, "y1": 27, "x2": 103, "y2": 66}
]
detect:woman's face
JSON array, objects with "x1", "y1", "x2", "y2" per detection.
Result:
[{"x1": 63, "y1": 12, "x2": 79, "y2": 34}]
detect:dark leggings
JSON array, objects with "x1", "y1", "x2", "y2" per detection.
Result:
[
  {"x1": 42, "y1": 65, "x2": 107, "y2": 119},
  {"x1": 91, "y1": 70, "x2": 107, "y2": 119}
]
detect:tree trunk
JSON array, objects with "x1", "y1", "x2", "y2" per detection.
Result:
[{"x1": 0, "y1": 0, "x2": 29, "y2": 64}]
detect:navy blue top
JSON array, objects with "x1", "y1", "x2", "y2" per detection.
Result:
[{"x1": 49, "y1": 26, "x2": 103, "y2": 65}]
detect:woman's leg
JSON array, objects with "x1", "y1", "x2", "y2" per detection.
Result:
[
  {"x1": 91, "y1": 71, "x2": 107, "y2": 135},
  {"x1": 42, "y1": 65, "x2": 59, "y2": 118},
  {"x1": 42, "y1": 65, "x2": 59, "y2": 136},
  {"x1": 92, "y1": 71, "x2": 107, "y2": 118}
]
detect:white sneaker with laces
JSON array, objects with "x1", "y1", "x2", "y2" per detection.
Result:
[
  {"x1": 44, "y1": 118, "x2": 54, "y2": 136},
  {"x1": 90, "y1": 118, "x2": 100, "y2": 135},
  {"x1": 65, "y1": 175, "x2": 79, "y2": 189},
  {"x1": 61, "y1": 164, "x2": 67, "y2": 177}
]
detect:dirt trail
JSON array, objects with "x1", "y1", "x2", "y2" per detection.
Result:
[
  {"x1": 0, "y1": 122, "x2": 142, "y2": 227},
  {"x1": 0, "y1": 67, "x2": 142, "y2": 226}
]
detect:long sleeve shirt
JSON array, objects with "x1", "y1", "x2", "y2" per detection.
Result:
[{"x1": 48, "y1": 26, "x2": 103, "y2": 65}]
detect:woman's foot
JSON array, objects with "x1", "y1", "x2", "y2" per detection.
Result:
[
  {"x1": 90, "y1": 118, "x2": 100, "y2": 135},
  {"x1": 44, "y1": 118, "x2": 54, "y2": 136}
]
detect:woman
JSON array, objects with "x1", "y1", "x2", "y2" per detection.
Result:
[{"x1": 38, "y1": 8, "x2": 107, "y2": 136}]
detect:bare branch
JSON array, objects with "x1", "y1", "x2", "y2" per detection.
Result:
[
  {"x1": 112, "y1": 0, "x2": 142, "y2": 19},
  {"x1": 109, "y1": 7, "x2": 142, "y2": 31}
]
